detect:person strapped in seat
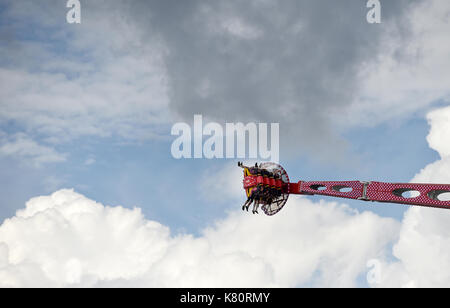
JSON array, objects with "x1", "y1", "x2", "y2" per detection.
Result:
[{"x1": 238, "y1": 162, "x2": 280, "y2": 214}]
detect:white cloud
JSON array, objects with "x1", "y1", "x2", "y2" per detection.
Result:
[
  {"x1": 198, "y1": 4, "x2": 263, "y2": 40},
  {"x1": 371, "y1": 105, "x2": 450, "y2": 287},
  {"x1": 425, "y1": 106, "x2": 450, "y2": 159},
  {"x1": 199, "y1": 162, "x2": 247, "y2": 204},
  {"x1": 5, "y1": 102, "x2": 450, "y2": 287},
  {"x1": 220, "y1": 17, "x2": 263, "y2": 40},
  {"x1": 0, "y1": 189, "x2": 398, "y2": 287},
  {"x1": 84, "y1": 157, "x2": 96, "y2": 166},
  {"x1": 0, "y1": 1, "x2": 170, "y2": 143},
  {"x1": 347, "y1": 0, "x2": 450, "y2": 128},
  {"x1": 0, "y1": 133, "x2": 66, "y2": 167}
]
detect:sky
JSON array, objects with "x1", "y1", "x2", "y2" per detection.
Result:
[{"x1": 0, "y1": 0, "x2": 450, "y2": 287}]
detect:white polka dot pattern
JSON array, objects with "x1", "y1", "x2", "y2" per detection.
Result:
[
  {"x1": 300, "y1": 181, "x2": 364, "y2": 200},
  {"x1": 366, "y1": 182, "x2": 450, "y2": 209},
  {"x1": 298, "y1": 180, "x2": 450, "y2": 209}
]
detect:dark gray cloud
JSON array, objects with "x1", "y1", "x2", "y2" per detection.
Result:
[
  {"x1": 125, "y1": 0, "x2": 419, "y2": 159},
  {"x1": 1, "y1": 0, "x2": 422, "y2": 161}
]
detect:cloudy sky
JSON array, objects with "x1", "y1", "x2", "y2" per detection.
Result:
[{"x1": 0, "y1": 0, "x2": 450, "y2": 287}]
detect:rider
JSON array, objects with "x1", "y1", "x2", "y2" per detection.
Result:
[
  {"x1": 242, "y1": 193, "x2": 253, "y2": 211},
  {"x1": 252, "y1": 196, "x2": 261, "y2": 214},
  {"x1": 239, "y1": 162, "x2": 261, "y2": 211},
  {"x1": 244, "y1": 183, "x2": 265, "y2": 212},
  {"x1": 238, "y1": 162, "x2": 278, "y2": 213}
]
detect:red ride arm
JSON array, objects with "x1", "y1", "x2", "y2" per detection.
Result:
[{"x1": 289, "y1": 180, "x2": 450, "y2": 209}]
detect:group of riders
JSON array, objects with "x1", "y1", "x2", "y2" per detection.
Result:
[{"x1": 238, "y1": 162, "x2": 284, "y2": 214}]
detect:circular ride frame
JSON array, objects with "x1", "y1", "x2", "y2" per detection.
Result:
[{"x1": 259, "y1": 162, "x2": 290, "y2": 216}]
